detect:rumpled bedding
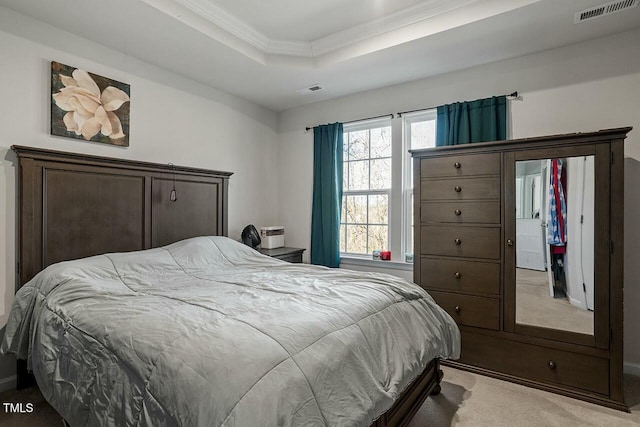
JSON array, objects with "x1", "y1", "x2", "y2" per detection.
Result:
[{"x1": 1, "y1": 236, "x2": 459, "y2": 426}]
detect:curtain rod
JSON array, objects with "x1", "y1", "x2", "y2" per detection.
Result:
[
  {"x1": 396, "y1": 91, "x2": 519, "y2": 117},
  {"x1": 305, "y1": 113, "x2": 394, "y2": 132}
]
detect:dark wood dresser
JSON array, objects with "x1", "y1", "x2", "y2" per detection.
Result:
[
  {"x1": 258, "y1": 247, "x2": 305, "y2": 263},
  {"x1": 411, "y1": 128, "x2": 630, "y2": 411}
]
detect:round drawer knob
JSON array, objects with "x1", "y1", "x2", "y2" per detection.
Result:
[
  {"x1": 454, "y1": 209, "x2": 462, "y2": 216},
  {"x1": 454, "y1": 238, "x2": 462, "y2": 245},
  {"x1": 455, "y1": 306, "x2": 461, "y2": 313},
  {"x1": 454, "y1": 186, "x2": 462, "y2": 192},
  {"x1": 548, "y1": 360, "x2": 556, "y2": 370},
  {"x1": 454, "y1": 162, "x2": 461, "y2": 169},
  {"x1": 454, "y1": 272, "x2": 462, "y2": 279}
]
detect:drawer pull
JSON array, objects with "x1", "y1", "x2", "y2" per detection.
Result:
[
  {"x1": 454, "y1": 186, "x2": 462, "y2": 192},
  {"x1": 454, "y1": 162, "x2": 461, "y2": 169},
  {"x1": 455, "y1": 306, "x2": 461, "y2": 313},
  {"x1": 548, "y1": 360, "x2": 557, "y2": 370},
  {"x1": 454, "y1": 209, "x2": 462, "y2": 216},
  {"x1": 506, "y1": 239, "x2": 514, "y2": 247},
  {"x1": 454, "y1": 238, "x2": 462, "y2": 245},
  {"x1": 454, "y1": 272, "x2": 462, "y2": 279}
]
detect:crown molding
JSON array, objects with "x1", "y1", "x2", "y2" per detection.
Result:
[
  {"x1": 175, "y1": 0, "x2": 270, "y2": 51},
  {"x1": 150, "y1": 0, "x2": 542, "y2": 60},
  {"x1": 171, "y1": 0, "x2": 485, "y2": 58},
  {"x1": 311, "y1": 0, "x2": 479, "y2": 56},
  {"x1": 267, "y1": 39, "x2": 313, "y2": 57}
]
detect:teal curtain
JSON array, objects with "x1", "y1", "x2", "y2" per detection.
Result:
[
  {"x1": 311, "y1": 123, "x2": 343, "y2": 268},
  {"x1": 436, "y1": 96, "x2": 507, "y2": 146}
]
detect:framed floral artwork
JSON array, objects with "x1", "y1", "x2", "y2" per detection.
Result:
[{"x1": 51, "y1": 61, "x2": 130, "y2": 146}]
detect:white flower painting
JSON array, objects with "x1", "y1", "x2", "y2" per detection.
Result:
[{"x1": 51, "y1": 62, "x2": 130, "y2": 146}]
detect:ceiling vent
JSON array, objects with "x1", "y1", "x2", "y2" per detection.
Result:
[
  {"x1": 296, "y1": 84, "x2": 324, "y2": 95},
  {"x1": 574, "y1": 0, "x2": 638, "y2": 23}
]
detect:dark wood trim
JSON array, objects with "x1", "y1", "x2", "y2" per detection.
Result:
[
  {"x1": 457, "y1": 325, "x2": 610, "y2": 358},
  {"x1": 11, "y1": 145, "x2": 233, "y2": 177},
  {"x1": 503, "y1": 152, "x2": 515, "y2": 333},
  {"x1": 594, "y1": 144, "x2": 611, "y2": 349},
  {"x1": 513, "y1": 324, "x2": 595, "y2": 347},
  {"x1": 410, "y1": 128, "x2": 632, "y2": 156},
  {"x1": 371, "y1": 359, "x2": 443, "y2": 427},
  {"x1": 609, "y1": 138, "x2": 625, "y2": 404}
]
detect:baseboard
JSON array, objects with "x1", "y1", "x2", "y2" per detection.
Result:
[
  {"x1": 624, "y1": 362, "x2": 640, "y2": 377},
  {"x1": 0, "y1": 375, "x2": 16, "y2": 393}
]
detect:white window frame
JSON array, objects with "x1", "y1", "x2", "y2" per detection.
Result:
[
  {"x1": 401, "y1": 110, "x2": 437, "y2": 257},
  {"x1": 338, "y1": 112, "x2": 436, "y2": 268},
  {"x1": 341, "y1": 118, "x2": 393, "y2": 258}
]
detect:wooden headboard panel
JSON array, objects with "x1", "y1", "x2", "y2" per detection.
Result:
[{"x1": 12, "y1": 145, "x2": 232, "y2": 288}]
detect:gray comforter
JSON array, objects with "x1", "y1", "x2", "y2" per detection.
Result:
[{"x1": 1, "y1": 236, "x2": 459, "y2": 426}]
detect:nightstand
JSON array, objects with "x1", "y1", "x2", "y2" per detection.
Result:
[{"x1": 257, "y1": 247, "x2": 305, "y2": 263}]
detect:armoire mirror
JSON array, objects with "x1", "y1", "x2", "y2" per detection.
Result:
[
  {"x1": 505, "y1": 143, "x2": 610, "y2": 349},
  {"x1": 515, "y1": 156, "x2": 595, "y2": 336}
]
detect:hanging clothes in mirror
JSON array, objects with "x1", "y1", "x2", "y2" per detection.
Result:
[{"x1": 548, "y1": 158, "x2": 567, "y2": 298}]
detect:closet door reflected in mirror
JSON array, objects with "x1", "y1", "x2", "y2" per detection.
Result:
[{"x1": 515, "y1": 157, "x2": 594, "y2": 336}]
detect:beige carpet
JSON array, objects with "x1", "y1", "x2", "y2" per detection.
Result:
[
  {"x1": 410, "y1": 367, "x2": 640, "y2": 427},
  {"x1": 516, "y1": 268, "x2": 594, "y2": 336},
  {"x1": 0, "y1": 367, "x2": 638, "y2": 426}
]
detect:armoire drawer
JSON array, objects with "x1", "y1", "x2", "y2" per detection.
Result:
[
  {"x1": 420, "y1": 177, "x2": 500, "y2": 201},
  {"x1": 429, "y1": 291, "x2": 499, "y2": 330},
  {"x1": 420, "y1": 258, "x2": 500, "y2": 295},
  {"x1": 420, "y1": 153, "x2": 500, "y2": 178},
  {"x1": 460, "y1": 331, "x2": 610, "y2": 395},
  {"x1": 420, "y1": 225, "x2": 500, "y2": 259},
  {"x1": 421, "y1": 201, "x2": 500, "y2": 224}
]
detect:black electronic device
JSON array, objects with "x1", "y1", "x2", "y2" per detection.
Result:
[{"x1": 241, "y1": 224, "x2": 261, "y2": 249}]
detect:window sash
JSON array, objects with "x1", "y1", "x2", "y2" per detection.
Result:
[
  {"x1": 341, "y1": 119, "x2": 392, "y2": 256},
  {"x1": 402, "y1": 111, "x2": 437, "y2": 257},
  {"x1": 341, "y1": 189, "x2": 391, "y2": 255}
]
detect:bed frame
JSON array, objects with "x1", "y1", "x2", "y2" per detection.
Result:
[{"x1": 12, "y1": 145, "x2": 443, "y2": 427}]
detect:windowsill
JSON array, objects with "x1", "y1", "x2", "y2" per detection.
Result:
[{"x1": 339, "y1": 255, "x2": 414, "y2": 271}]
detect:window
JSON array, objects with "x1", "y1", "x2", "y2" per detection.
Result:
[
  {"x1": 338, "y1": 112, "x2": 436, "y2": 262},
  {"x1": 340, "y1": 119, "x2": 392, "y2": 255},
  {"x1": 402, "y1": 111, "x2": 437, "y2": 255}
]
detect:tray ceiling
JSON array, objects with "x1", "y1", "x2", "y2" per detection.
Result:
[{"x1": 0, "y1": 0, "x2": 639, "y2": 111}]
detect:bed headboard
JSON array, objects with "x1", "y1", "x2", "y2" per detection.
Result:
[{"x1": 12, "y1": 145, "x2": 232, "y2": 288}]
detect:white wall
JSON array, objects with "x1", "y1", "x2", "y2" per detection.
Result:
[
  {"x1": 276, "y1": 28, "x2": 640, "y2": 369},
  {"x1": 0, "y1": 9, "x2": 280, "y2": 387}
]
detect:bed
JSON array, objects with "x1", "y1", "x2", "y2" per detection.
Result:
[{"x1": 1, "y1": 146, "x2": 460, "y2": 426}]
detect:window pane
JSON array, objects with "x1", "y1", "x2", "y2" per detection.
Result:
[
  {"x1": 370, "y1": 158, "x2": 391, "y2": 189},
  {"x1": 343, "y1": 136, "x2": 349, "y2": 160},
  {"x1": 370, "y1": 126, "x2": 392, "y2": 158},
  {"x1": 346, "y1": 195, "x2": 367, "y2": 223},
  {"x1": 410, "y1": 193, "x2": 414, "y2": 227},
  {"x1": 340, "y1": 224, "x2": 346, "y2": 253},
  {"x1": 368, "y1": 194, "x2": 388, "y2": 224},
  {"x1": 368, "y1": 225, "x2": 388, "y2": 252},
  {"x1": 341, "y1": 195, "x2": 346, "y2": 223},
  {"x1": 343, "y1": 161, "x2": 348, "y2": 191},
  {"x1": 410, "y1": 225, "x2": 414, "y2": 253},
  {"x1": 346, "y1": 224, "x2": 367, "y2": 254},
  {"x1": 348, "y1": 130, "x2": 369, "y2": 160},
  {"x1": 411, "y1": 120, "x2": 436, "y2": 150},
  {"x1": 348, "y1": 160, "x2": 369, "y2": 190}
]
